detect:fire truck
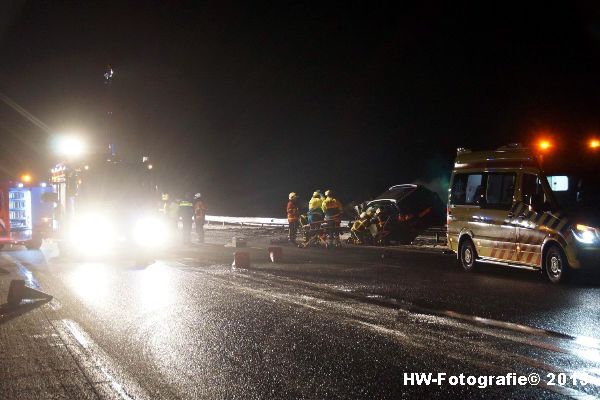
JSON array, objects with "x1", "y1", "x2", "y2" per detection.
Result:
[
  {"x1": 50, "y1": 154, "x2": 166, "y2": 257},
  {"x1": 0, "y1": 180, "x2": 54, "y2": 250}
]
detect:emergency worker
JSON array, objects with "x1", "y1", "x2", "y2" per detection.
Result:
[
  {"x1": 373, "y1": 208, "x2": 387, "y2": 227},
  {"x1": 307, "y1": 191, "x2": 325, "y2": 224},
  {"x1": 160, "y1": 192, "x2": 170, "y2": 215},
  {"x1": 178, "y1": 194, "x2": 194, "y2": 245},
  {"x1": 168, "y1": 197, "x2": 180, "y2": 231},
  {"x1": 350, "y1": 212, "x2": 371, "y2": 244},
  {"x1": 321, "y1": 189, "x2": 343, "y2": 247},
  {"x1": 193, "y1": 193, "x2": 207, "y2": 244},
  {"x1": 371, "y1": 207, "x2": 391, "y2": 245},
  {"x1": 287, "y1": 192, "x2": 300, "y2": 243}
]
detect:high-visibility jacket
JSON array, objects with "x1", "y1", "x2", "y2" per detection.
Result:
[
  {"x1": 351, "y1": 218, "x2": 368, "y2": 232},
  {"x1": 308, "y1": 197, "x2": 324, "y2": 216},
  {"x1": 287, "y1": 200, "x2": 299, "y2": 223},
  {"x1": 322, "y1": 196, "x2": 342, "y2": 220}
]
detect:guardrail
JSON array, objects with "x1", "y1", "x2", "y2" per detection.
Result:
[
  {"x1": 420, "y1": 226, "x2": 448, "y2": 243},
  {"x1": 205, "y1": 215, "x2": 352, "y2": 227},
  {"x1": 205, "y1": 215, "x2": 289, "y2": 227},
  {"x1": 205, "y1": 215, "x2": 446, "y2": 234},
  {"x1": 204, "y1": 215, "x2": 448, "y2": 245}
]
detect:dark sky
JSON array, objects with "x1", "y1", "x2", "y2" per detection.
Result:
[{"x1": 2, "y1": 1, "x2": 600, "y2": 215}]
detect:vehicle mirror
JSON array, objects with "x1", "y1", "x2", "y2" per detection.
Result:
[{"x1": 41, "y1": 192, "x2": 58, "y2": 203}]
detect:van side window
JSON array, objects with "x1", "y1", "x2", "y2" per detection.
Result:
[
  {"x1": 451, "y1": 173, "x2": 483, "y2": 205},
  {"x1": 522, "y1": 174, "x2": 544, "y2": 205},
  {"x1": 485, "y1": 173, "x2": 515, "y2": 209}
]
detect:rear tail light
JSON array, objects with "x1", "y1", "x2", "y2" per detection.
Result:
[{"x1": 398, "y1": 214, "x2": 414, "y2": 222}]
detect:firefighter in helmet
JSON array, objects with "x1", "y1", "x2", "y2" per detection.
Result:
[
  {"x1": 350, "y1": 212, "x2": 371, "y2": 244},
  {"x1": 321, "y1": 189, "x2": 343, "y2": 247},
  {"x1": 287, "y1": 192, "x2": 300, "y2": 243},
  {"x1": 307, "y1": 190, "x2": 325, "y2": 225},
  {"x1": 193, "y1": 193, "x2": 207, "y2": 244}
]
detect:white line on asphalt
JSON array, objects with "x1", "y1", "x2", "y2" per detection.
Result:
[{"x1": 62, "y1": 319, "x2": 140, "y2": 400}]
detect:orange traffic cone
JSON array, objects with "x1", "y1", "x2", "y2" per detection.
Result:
[
  {"x1": 232, "y1": 252, "x2": 250, "y2": 269},
  {"x1": 7, "y1": 280, "x2": 52, "y2": 306},
  {"x1": 268, "y1": 247, "x2": 282, "y2": 263}
]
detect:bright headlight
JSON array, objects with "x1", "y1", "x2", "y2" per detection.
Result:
[
  {"x1": 69, "y1": 214, "x2": 115, "y2": 253},
  {"x1": 573, "y1": 224, "x2": 598, "y2": 244},
  {"x1": 134, "y1": 217, "x2": 167, "y2": 247}
]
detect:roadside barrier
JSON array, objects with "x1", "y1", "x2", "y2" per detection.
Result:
[{"x1": 205, "y1": 215, "x2": 351, "y2": 228}]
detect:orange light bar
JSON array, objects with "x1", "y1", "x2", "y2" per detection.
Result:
[
  {"x1": 20, "y1": 174, "x2": 32, "y2": 183},
  {"x1": 589, "y1": 139, "x2": 600, "y2": 149}
]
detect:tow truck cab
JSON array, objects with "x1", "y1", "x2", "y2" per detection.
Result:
[{"x1": 447, "y1": 144, "x2": 600, "y2": 283}]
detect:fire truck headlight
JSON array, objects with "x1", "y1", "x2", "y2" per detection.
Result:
[
  {"x1": 70, "y1": 214, "x2": 115, "y2": 252},
  {"x1": 134, "y1": 217, "x2": 167, "y2": 247}
]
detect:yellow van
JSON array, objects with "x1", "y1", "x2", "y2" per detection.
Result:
[{"x1": 447, "y1": 144, "x2": 600, "y2": 283}]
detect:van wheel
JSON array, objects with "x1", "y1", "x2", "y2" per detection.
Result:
[
  {"x1": 459, "y1": 238, "x2": 477, "y2": 272},
  {"x1": 545, "y1": 245, "x2": 569, "y2": 284}
]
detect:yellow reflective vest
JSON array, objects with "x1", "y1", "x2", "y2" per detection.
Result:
[
  {"x1": 322, "y1": 196, "x2": 342, "y2": 218},
  {"x1": 308, "y1": 197, "x2": 324, "y2": 213}
]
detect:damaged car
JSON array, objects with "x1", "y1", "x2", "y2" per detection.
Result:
[{"x1": 364, "y1": 184, "x2": 446, "y2": 245}]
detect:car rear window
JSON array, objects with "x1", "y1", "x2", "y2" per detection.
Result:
[
  {"x1": 376, "y1": 186, "x2": 416, "y2": 201},
  {"x1": 366, "y1": 201, "x2": 397, "y2": 215}
]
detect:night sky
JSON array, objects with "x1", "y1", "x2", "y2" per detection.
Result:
[{"x1": 2, "y1": 1, "x2": 600, "y2": 216}]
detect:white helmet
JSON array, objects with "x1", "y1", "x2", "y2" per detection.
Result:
[
  {"x1": 289, "y1": 192, "x2": 298, "y2": 200},
  {"x1": 194, "y1": 193, "x2": 202, "y2": 199}
]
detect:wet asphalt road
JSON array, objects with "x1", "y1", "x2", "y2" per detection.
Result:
[{"x1": 2, "y1": 226, "x2": 600, "y2": 399}]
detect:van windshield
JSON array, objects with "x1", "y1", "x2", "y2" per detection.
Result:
[
  {"x1": 546, "y1": 173, "x2": 600, "y2": 211},
  {"x1": 542, "y1": 152, "x2": 600, "y2": 212},
  {"x1": 77, "y1": 162, "x2": 158, "y2": 213}
]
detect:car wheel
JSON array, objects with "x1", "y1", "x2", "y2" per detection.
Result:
[
  {"x1": 545, "y1": 245, "x2": 569, "y2": 284},
  {"x1": 459, "y1": 238, "x2": 477, "y2": 272}
]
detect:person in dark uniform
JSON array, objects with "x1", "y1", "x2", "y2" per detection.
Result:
[
  {"x1": 287, "y1": 192, "x2": 300, "y2": 243},
  {"x1": 193, "y1": 193, "x2": 207, "y2": 244},
  {"x1": 178, "y1": 193, "x2": 194, "y2": 244}
]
